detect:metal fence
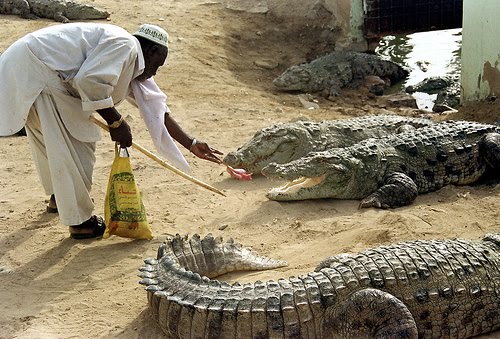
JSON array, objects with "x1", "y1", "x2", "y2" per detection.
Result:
[{"x1": 364, "y1": 0, "x2": 463, "y2": 37}]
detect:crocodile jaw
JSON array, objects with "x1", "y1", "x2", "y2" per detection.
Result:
[
  {"x1": 224, "y1": 126, "x2": 312, "y2": 173},
  {"x1": 267, "y1": 175, "x2": 333, "y2": 200},
  {"x1": 224, "y1": 150, "x2": 297, "y2": 174}
]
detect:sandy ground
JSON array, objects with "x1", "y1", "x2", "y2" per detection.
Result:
[{"x1": 0, "y1": 0, "x2": 499, "y2": 338}]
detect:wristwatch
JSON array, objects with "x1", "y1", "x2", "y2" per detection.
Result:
[{"x1": 108, "y1": 116, "x2": 124, "y2": 129}]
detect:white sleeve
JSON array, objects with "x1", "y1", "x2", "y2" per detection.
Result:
[
  {"x1": 72, "y1": 39, "x2": 137, "y2": 111},
  {"x1": 130, "y1": 78, "x2": 190, "y2": 172}
]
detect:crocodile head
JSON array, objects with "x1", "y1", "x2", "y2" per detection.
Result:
[
  {"x1": 223, "y1": 122, "x2": 318, "y2": 174},
  {"x1": 273, "y1": 65, "x2": 322, "y2": 92},
  {"x1": 263, "y1": 148, "x2": 379, "y2": 201}
]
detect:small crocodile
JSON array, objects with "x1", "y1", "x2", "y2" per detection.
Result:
[
  {"x1": 405, "y1": 76, "x2": 458, "y2": 94},
  {"x1": 433, "y1": 81, "x2": 461, "y2": 112},
  {"x1": 273, "y1": 51, "x2": 408, "y2": 96},
  {"x1": 262, "y1": 120, "x2": 500, "y2": 208},
  {"x1": 139, "y1": 233, "x2": 500, "y2": 338},
  {"x1": 405, "y1": 75, "x2": 461, "y2": 112},
  {"x1": 0, "y1": 0, "x2": 109, "y2": 22},
  {"x1": 223, "y1": 115, "x2": 435, "y2": 174}
]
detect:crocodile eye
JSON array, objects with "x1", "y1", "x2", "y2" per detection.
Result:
[{"x1": 272, "y1": 129, "x2": 288, "y2": 137}]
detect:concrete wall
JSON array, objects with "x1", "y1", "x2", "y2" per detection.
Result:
[
  {"x1": 269, "y1": 0, "x2": 366, "y2": 49},
  {"x1": 225, "y1": 0, "x2": 367, "y2": 50},
  {"x1": 461, "y1": 0, "x2": 500, "y2": 102}
]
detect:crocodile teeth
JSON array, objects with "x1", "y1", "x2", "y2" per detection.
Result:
[{"x1": 267, "y1": 175, "x2": 326, "y2": 198}]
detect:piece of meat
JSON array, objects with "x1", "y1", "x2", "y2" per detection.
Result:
[{"x1": 226, "y1": 166, "x2": 252, "y2": 181}]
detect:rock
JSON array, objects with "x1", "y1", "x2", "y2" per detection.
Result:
[
  {"x1": 253, "y1": 59, "x2": 279, "y2": 70},
  {"x1": 386, "y1": 93, "x2": 418, "y2": 109},
  {"x1": 298, "y1": 95, "x2": 319, "y2": 109},
  {"x1": 363, "y1": 75, "x2": 387, "y2": 96},
  {"x1": 0, "y1": 266, "x2": 13, "y2": 274}
]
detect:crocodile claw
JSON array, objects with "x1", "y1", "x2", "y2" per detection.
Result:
[{"x1": 359, "y1": 196, "x2": 382, "y2": 209}]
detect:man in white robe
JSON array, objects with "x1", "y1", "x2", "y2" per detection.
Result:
[{"x1": 0, "y1": 23, "x2": 222, "y2": 239}]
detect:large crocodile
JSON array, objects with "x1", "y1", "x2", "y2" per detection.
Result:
[
  {"x1": 272, "y1": 51, "x2": 408, "y2": 97},
  {"x1": 0, "y1": 0, "x2": 110, "y2": 22},
  {"x1": 139, "y1": 233, "x2": 500, "y2": 338},
  {"x1": 262, "y1": 120, "x2": 500, "y2": 208},
  {"x1": 223, "y1": 115, "x2": 435, "y2": 174}
]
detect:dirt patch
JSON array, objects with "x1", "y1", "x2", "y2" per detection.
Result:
[{"x1": 439, "y1": 97, "x2": 500, "y2": 124}]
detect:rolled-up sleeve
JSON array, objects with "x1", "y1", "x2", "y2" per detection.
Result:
[{"x1": 72, "y1": 39, "x2": 137, "y2": 111}]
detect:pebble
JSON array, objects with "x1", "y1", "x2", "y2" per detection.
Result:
[
  {"x1": 298, "y1": 95, "x2": 319, "y2": 110},
  {"x1": 0, "y1": 266, "x2": 13, "y2": 274},
  {"x1": 253, "y1": 59, "x2": 278, "y2": 70}
]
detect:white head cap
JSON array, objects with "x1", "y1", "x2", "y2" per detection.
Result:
[{"x1": 133, "y1": 24, "x2": 169, "y2": 48}]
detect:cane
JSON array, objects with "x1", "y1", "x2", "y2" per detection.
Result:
[{"x1": 90, "y1": 116, "x2": 226, "y2": 197}]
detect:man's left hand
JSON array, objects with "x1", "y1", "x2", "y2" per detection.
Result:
[{"x1": 190, "y1": 141, "x2": 223, "y2": 164}]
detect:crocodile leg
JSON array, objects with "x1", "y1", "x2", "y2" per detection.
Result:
[
  {"x1": 359, "y1": 172, "x2": 418, "y2": 209},
  {"x1": 327, "y1": 79, "x2": 343, "y2": 97},
  {"x1": 10, "y1": 0, "x2": 38, "y2": 19},
  {"x1": 52, "y1": 11, "x2": 70, "y2": 23},
  {"x1": 325, "y1": 288, "x2": 418, "y2": 339},
  {"x1": 480, "y1": 132, "x2": 500, "y2": 169}
]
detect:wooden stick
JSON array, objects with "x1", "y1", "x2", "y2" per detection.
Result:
[{"x1": 90, "y1": 116, "x2": 226, "y2": 197}]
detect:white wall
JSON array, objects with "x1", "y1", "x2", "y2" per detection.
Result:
[{"x1": 461, "y1": 0, "x2": 500, "y2": 102}]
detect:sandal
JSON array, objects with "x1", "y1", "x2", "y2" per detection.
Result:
[
  {"x1": 46, "y1": 194, "x2": 58, "y2": 213},
  {"x1": 69, "y1": 215, "x2": 106, "y2": 240}
]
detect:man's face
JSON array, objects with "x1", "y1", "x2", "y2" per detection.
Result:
[{"x1": 136, "y1": 46, "x2": 168, "y2": 82}]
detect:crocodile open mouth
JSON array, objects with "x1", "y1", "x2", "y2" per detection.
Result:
[{"x1": 267, "y1": 175, "x2": 326, "y2": 200}]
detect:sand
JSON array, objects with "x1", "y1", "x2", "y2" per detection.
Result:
[{"x1": 0, "y1": 0, "x2": 499, "y2": 337}]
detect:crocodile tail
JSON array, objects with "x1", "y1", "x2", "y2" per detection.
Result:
[
  {"x1": 484, "y1": 233, "x2": 500, "y2": 246},
  {"x1": 138, "y1": 235, "x2": 327, "y2": 338},
  {"x1": 353, "y1": 53, "x2": 408, "y2": 82},
  {"x1": 155, "y1": 233, "x2": 288, "y2": 278},
  {"x1": 378, "y1": 59, "x2": 409, "y2": 82},
  {"x1": 138, "y1": 259, "x2": 326, "y2": 338}
]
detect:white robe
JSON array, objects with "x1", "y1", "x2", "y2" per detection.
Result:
[{"x1": 0, "y1": 23, "x2": 189, "y2": 225}]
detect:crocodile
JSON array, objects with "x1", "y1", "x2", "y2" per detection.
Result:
[
  {"x1": 405, "y1": 76, "x2": 458, "y2": 94},
  {"x1": 223, "y1": 115, "x2": 435, "y2": 174},
  {"x1": 433, "y1": 81, "x2": 461, "y2": 112},
  {"x1": 0, "y1": 0, "x2": 110, "y2": 22},
  {"x1": 262, "y1": 120, "x2": 500, "y2": 208},
  {"x1": 272, "y1": 51, "x2": 409, "y2": 97},
  {"x1": 405, "y1": 75, "x2": 461, "y2": 112},
  {"x1": 139, "y1": 233, "x2": 500, "y2": 338}
]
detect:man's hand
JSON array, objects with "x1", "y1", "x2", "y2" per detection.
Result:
[
  {"x1": 190, "y1": 140, "x2": 223, "y2": 164},
  {"x1": 96, "y1": 107, "x2": 133, "y2": 148},
  {"x1": 109, "y1": 120, "x2": 132, "y2": 147}
]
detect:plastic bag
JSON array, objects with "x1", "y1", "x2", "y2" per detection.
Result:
[{"x1": 103, "y1": 146, "x2": 153, "y2": 240}]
